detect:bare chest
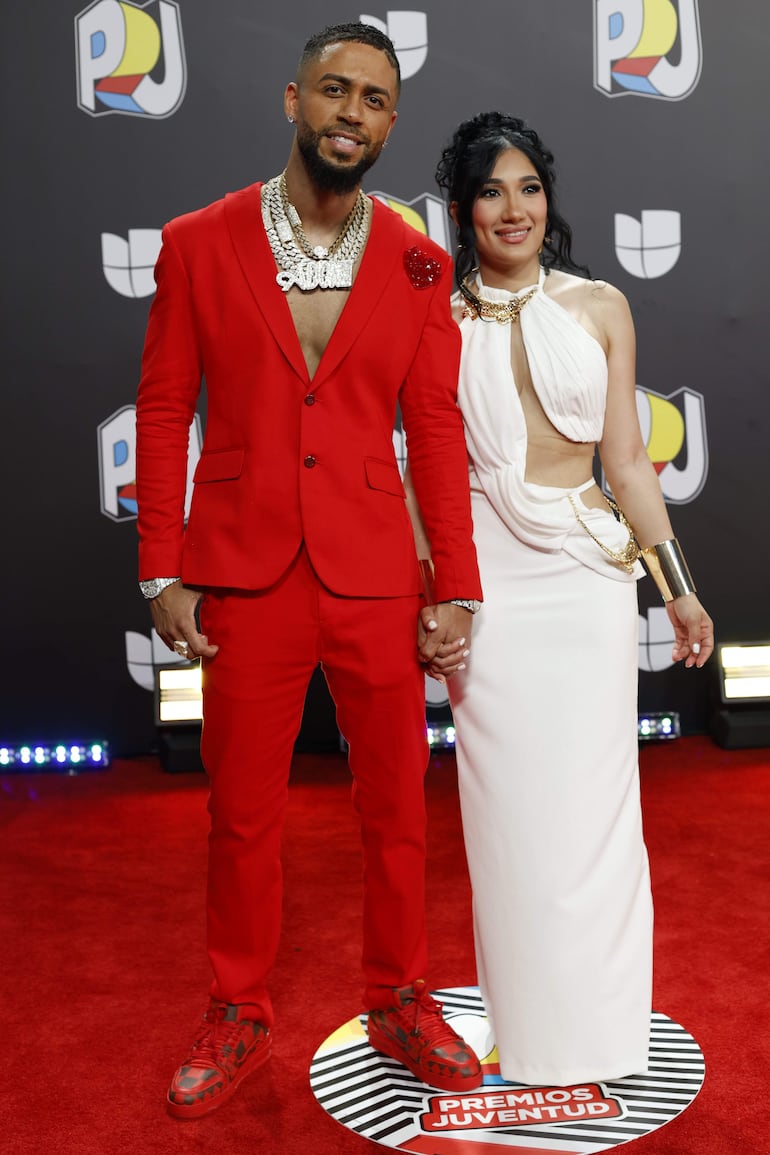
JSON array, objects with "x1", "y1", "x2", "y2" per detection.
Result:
[{"x1": 286, "y1": 287, "x2": 351, "y2": 380}]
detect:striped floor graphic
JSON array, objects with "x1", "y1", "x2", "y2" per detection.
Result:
[{"x1": 309, "y1": 987, "x2": 705, "y2": 1153}]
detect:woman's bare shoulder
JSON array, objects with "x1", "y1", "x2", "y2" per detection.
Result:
[
  {"x1": 545, "y1": 269, "x2": 626, "y2": 308},
  {"x1": 545, "y1": 269, "x2": 632, "y2": 339}
]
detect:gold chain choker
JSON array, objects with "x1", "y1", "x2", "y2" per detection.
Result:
[{"x1": 461, "y1": 276, "x2": 539, "y2": 324}]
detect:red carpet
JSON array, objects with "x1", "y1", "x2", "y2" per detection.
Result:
[{"x1": 2, "y1": 737, "x2": 768, "y2": 1154}]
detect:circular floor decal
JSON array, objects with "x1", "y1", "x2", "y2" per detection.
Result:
[{"x1": 310, "y1": 986, "x2": 705, "y2": 1153}]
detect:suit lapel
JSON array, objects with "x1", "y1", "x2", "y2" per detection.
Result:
[
  {"x1": 224, "y1": 187, "x2": 404, "y2": 388},
  {"x1": 224, "y1": 182, "x2": 309, "y2": 384},
  {"x1": 312, "y1": 198, "x2": 402, "y2": 389}
]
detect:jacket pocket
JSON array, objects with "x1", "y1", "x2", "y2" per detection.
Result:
[
  {"x1": 193, "y1": 448, "x2": 244, "y2": 483},
  {"x1": 364, "y1": 457, "x2": 405, "y2": 497}
]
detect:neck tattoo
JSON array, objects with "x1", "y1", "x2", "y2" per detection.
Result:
[{"x1": 261, "y1": 172, "x2": 371, "y2": 292}]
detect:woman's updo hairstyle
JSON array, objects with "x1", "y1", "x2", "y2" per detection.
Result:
[{"x1": 435, "y1": 111, "x2": 589, "y2": 290}]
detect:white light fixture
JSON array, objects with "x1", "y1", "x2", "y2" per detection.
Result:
[
  {"x1": 711, "y1": 642, "x2": 770, "y2": 749},
  {"x1": 155, "y1": 662, "x2": 202, "y2": 725},
  {"x1": 718, "y1": 643, "x2": 770, "y2": 702}
]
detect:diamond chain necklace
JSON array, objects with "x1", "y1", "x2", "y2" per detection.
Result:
[{"x1": 261, "y1": 172, "x2": 370, "y2": 292}]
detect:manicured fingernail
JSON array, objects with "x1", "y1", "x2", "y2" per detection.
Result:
[
  {"x1": 458, "y1": 663, "x2": 466, "y2": 670},
  {"x1": 458, "y1": 638, "x2": 466, "y2": 646},
  {"x1": 462, "y1": 650, "x2": 470, "y2": 658},
  {"x1": 692, "y1": 643, "x2": 701, "y2": 654},
  {"x1": 428, "y1": 619, "x2": 438, "y2": 630}
]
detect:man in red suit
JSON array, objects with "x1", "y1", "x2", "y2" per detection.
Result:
[{"x1": 136, "y1": 22, "x2": 483, "y2": 1119}]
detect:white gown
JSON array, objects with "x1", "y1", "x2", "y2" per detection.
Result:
[{"x1": 449, "y1": 269, "x2": 653, "y2": 1086}]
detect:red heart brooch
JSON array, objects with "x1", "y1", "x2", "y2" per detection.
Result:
[{"x1": 404, "y1": 246, "x2": 443, "y2": 289}]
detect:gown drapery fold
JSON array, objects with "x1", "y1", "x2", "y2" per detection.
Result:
[{"x1": 449, "y1": 269, "x2": 653, "y2": 1086}]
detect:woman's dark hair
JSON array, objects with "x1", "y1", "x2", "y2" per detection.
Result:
[{"x1": 435, "y1": 111, "x2": 589, "y2": 292}]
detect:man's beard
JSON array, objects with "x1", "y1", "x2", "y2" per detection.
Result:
[{"x1": 296, "y1": 122, "x2": 382, "y2": 194}]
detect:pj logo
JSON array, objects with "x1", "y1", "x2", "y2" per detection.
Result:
[
  {"x1": 75, "y1": 0, "x2": 186, "y2": 117},
  {"x1": 97, "y1": 405, "x2": 201, "y2": 522},
  {"x1": 594, "y1": 0, "x2": 702, "y2": 99}
]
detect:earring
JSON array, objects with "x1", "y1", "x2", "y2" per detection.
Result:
[
  {"x1": 287, "y1": 115, "x2": 295, "y2": 124},
  {"x1": 382, "y1": 139, "x2": 389, "y2": 149}
]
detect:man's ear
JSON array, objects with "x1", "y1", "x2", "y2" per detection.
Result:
[{"x1": 284, "y1": 82, "x2": 298, "y2": 121}]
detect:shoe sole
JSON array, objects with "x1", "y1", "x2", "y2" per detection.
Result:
[
  {"x1": 367, "y1": 1021, "x2": 482, "y2": 1093},
  {"x1": 166, "y1": 1039, "x2": 272, "y2": 1120}
]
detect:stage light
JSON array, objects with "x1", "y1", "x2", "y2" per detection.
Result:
[
  {"x1": 0, "y1": 742, "x2": 110, "y2": 771},
  {"x1": 710, "y1": 642, "x2": 770, "y2": 749},
  {"x1": 154, "y1": 662, "x2": 205, "y2": 773},
  {"x1": 427, "y1": 724, "x2": 457, "y2": 749},
  {"x1": 718, "y1": 643, "x2": 770, "y2": 701},
  {"x1": 638, "y1": 712, "x2": 680, "y2": 741},
  {"x1": 155, "y1": 661, "x2": 203, "y2": 725}
]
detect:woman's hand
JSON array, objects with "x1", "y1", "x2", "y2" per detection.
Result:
[
  {"x1": 417, "y1": 604, "x2": 472, "y2": 682},
  {"x1": 666, "y1": 593, "x2": 714, "y2": 669}
]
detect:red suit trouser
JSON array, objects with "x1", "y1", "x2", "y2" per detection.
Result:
[{"x1": 198, "y1": 546, "x2": 430, "y2": 1028}]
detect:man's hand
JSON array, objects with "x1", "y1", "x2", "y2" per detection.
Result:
[
  {"x1": 149, "y1": 582, "x2": 219, "y2": 660},
  {"x1": 417, "y1": 602, "x2": 472, "y2": 682}
]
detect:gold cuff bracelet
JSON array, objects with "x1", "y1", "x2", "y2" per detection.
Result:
[{"x1": 640, "y1": 539, "x2": 696, "y2": 602}]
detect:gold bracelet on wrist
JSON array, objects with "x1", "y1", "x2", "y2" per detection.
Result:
[{"x1": 640, "y1": 539, "x2": 696, "y2": 602}]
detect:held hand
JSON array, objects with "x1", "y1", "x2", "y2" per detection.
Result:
[
  {"x1": 666, "y1": 593, "x2": 714, "y2": 669},
  {"x1": 149, "y1": 582, "x2": 219, "y2": 661},
  {"x1": 417, "y1": 603, "x2": 473, "y2": 681}
]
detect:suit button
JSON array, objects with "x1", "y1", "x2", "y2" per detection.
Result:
[
  {"x1": 304, "y1": 455, "x2": 317, "y2": 468},
  {"x1": 304, "y1": 393, "x2": 316, "y2": 406}
]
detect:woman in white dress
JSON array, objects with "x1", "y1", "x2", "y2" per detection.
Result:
[{"x1": 408, "y1": 113, "x2": 714, "y2": 1086}]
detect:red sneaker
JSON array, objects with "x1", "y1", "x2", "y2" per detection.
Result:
[
  {"x1": 367, "y1": 980, "x2": 482, "y2": 1091},
  {"x1": 167, "y1": 999, "x2": 271, "y2": 1119}
]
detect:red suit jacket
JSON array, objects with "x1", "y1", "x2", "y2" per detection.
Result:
[{"x1": 137, "y1": 183, "x2": 481, "y2": 603}]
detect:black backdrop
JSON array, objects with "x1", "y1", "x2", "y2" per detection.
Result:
[{"x1": 3, "y1": 1, "x2": 768, "y2": 755}]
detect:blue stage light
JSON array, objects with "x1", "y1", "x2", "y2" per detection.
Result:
[
  {"x1": 638, "y1": 712, "x2": 680, "y2": 741},
  {"x1": 427, "y1": 724, "x2": 457, "y2": 749},
  {"x1": 0, "y1": 742, "x2": 110, "y2": 771}
]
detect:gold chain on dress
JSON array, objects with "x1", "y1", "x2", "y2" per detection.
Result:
[{"x1": 567, "y1": 493, "x2": 641, "y2": 574}]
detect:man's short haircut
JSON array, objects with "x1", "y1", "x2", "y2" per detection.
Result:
[{"x1": 297, "y1": 22, "x2": 401, "y2": 94}]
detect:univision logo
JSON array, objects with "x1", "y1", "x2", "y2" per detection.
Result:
[
  {"x1": 615, "y1": 211, "x2": 681, "y2": 279},
  {"x1": 361, "y1": 10, "x2": 428, "y2": 79},
  {"x1": 102, "y1": 229, "x2": 162, "y2": 297}
]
